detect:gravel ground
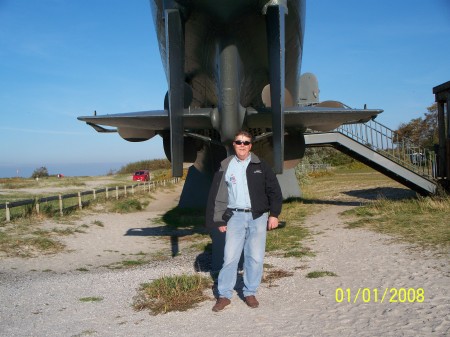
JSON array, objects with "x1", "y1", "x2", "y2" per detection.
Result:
[{"x1": 0, "y1": 182, "x2": 449, "y2": 337}]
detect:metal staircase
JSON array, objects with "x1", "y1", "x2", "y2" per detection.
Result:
[{"x1": 304, "y1": 119, "x2": 438, "y2": 195}]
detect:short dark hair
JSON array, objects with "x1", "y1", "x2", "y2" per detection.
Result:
[{"x1": 234, "y1": 130, "x2": 253, "y2": 142}]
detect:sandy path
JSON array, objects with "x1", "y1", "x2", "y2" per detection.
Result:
[
  {"x1": 0, "y1": 183, "x2": 448, "y2": 337},
  {"x1": 0, "y1": 184, "x2": 185, "y2": 274}
]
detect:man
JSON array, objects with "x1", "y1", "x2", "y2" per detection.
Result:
[{"x1": 206, "y1": 130, "x2": 283, "y2": 312}]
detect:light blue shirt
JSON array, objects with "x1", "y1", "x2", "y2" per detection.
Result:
[{"x1": 225, "y1": 154, "x2": 252, "y2": 209}]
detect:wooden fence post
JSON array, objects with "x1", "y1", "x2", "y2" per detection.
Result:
[
  {"x1": 78, "y1": 192, "x2": 82, "y2": 210},
  {"x1": 35, "y1": 198, "x2": 40, "y2": 215},
  {"x1": 106, "y1": 186, "x2": 109, "y2": 199},
  {"x1": 5, "y1": 202, "x2": 10, "y2": 222},
  {"x1": 124, "y1": 185, "x2": 127, "y2": 196},
  {"x1": 93, "y1": 189, "x2": 96, "y2": 200},
  {"x1": 59, "y1": 195, "x2": 63, "y2": 216},
  {"x1": 116, "y1": 186, "x2": 119, "y2": 200}
]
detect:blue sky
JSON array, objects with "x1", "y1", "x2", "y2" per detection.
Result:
[{"x1": 1, "y1": 0, "x2": 449, "y2": 177}]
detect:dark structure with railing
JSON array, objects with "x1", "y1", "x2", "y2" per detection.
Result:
[
  {"x1": 305, "y1": 121, "x2": 437, "y2": 196},
  {"x1": 303, "y1": 82, "x2": 450, "y2": 195},
  {"x1": 433, "y1": 81, "x2": 450, "y2": 191},
  {"x1": 303, "y1": 81, "x2": 450, "y2": 196}
]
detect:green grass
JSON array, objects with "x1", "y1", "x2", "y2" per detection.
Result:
[
  {"x1": 0, "y1": 216, "x2": 91, "y2": 257},
  {"x1": 79, "y1": 297, "x2": 104, "y2": 302},
  {"x1": 116, "y1": 159, "x2": 171, "y2": 174},
  {"x1": 306, "y1": 271, "x2": 337, "y2": 278},
  {"x1": 0, "y1": 229, "x2": 65, "y2": 257},
  {"x1": 133, "y1": 273, "x2": 211, "y2": 315},
  {"x1": 189, "y1": 240, "x2": 211, "y2": 252},
  {"x1": 92, "y1": 220, "x2": 104, "y2": 227},
  {"x1": 0, "y1": 174, "x2": 158, "y2": 220},
  {"x1": 121, "y1": 259, "x2": 148, "y2": 266},
  {"x1": 0, "y1": 177, "x2": 40, "y2": 190},
  {"x1": 343, "y1": 196, "x2": 450, "y2": 248},
  {"x1": 109, "y1": 198, "x2": 144, "y2": 213},
  {"x1": 104, "y1": 256, "x2": 152, "y2": 270},
  {"x1": 0, "y1": 177, "x2": 87, "y2": 199},
  {"x1": 266, "y1": 198, "x2": 312, "y2": 258},
  {"x1": 301, "y1": 166, "x2": 415, "y2": 200},
  {"x1": 302, "y1": 167, "x2": 448, "y2": 250},
  {"x1": 160, "y1": 207, "x2": 206, "y2": 229}
]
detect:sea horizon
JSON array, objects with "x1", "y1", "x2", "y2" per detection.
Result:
[{"x1": 0, "y1": 162, "x2": 127, "y2": 179}]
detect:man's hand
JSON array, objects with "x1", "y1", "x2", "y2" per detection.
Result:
[
  {"x1": 218, "y1": 225, "x2": 227, "y2": 233},
  {"x1": 267, "y1": 216, "x2": 279, "y2": 230}
]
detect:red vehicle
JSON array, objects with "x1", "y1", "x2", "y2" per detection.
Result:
[{"x1": 132, "y1": 170, "x2": 150, "y2": 182}]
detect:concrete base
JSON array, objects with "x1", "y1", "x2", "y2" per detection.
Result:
[
  {"x1": 178, "y1": 143, "x2": 225, "y2": 208},
  {"x1": 178, "y1": 165, "x2": 213, "y2": 208},
  {"x1": 276, "y1": 167, "x2": 302, "y2": 199}
]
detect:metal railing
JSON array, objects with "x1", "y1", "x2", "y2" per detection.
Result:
[{"x1": 335, "y1": 120, "x2": 437, "y2": 179}]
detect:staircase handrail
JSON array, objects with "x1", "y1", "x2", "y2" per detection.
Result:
[
  {"x1": 332, "y1": 120, "x2": 437, "y2": 179},
  {"x1": 304, "y1": 119, "x2": 437, "y2": 179}
]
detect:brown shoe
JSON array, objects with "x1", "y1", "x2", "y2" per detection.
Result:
[
  {"x1": 212, "y1": 297, "x2": 231, "y2": 312},
  {"x1": 244, "y1": 295, "x2": 259, "y2": 308}
]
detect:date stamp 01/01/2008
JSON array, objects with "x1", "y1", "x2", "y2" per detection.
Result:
[{"x1": 335, "y1": 288, "x2": 425, "y2": 304}]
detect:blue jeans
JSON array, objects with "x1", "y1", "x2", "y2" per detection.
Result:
[{"x1": 217, "y1": 211, "x2": 268, "y2": 299}]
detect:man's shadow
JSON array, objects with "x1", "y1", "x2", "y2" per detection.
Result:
[
  {"x1": 125, "y1": 206, "x2": 243, "y2": 300},
  {"x1": 125, "y1": 207, "x2": 208, "y2": 257},
  {"x1": 125, "y1": 225, "x2": 205, "y2": 257}
]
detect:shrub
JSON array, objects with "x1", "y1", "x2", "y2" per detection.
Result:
[{"x1": 31, "y1": 167, "x2": 49, "y2": 179}]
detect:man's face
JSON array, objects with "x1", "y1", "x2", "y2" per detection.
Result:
[{"x1": 233, "y1": 135, "x2": 252, "y2": 160}]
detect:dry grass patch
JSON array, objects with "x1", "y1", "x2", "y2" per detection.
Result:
[
  {"x1": 302, "y1": 167, "x2": 448, "y2": 250},
  {"x1": 79, "y1": 297, "x2": 103, "y2": 302},
  {"x1": 343, "y1": 196, "x2": 450, "y2": 249},
  {"x1": 0, "y1": 217, "x2": 90, "y2": 257},
  {"x1": 262, "y1": 268, "x2": 294, "y2": 287},
  {"x1": 108, "y1": 198, "x2": 147, "y2": 213},
  {"x1": 133, "y1": 273, "x2": 211, "y2": 315},
  {"x1": 306, "y1": 271, "x2": 337, "y2": 278},
  {"x1": 266, "y1": 198, "x2": 312, "y2": 257},
  {"x1": 301, "y1": 167, "x2": 415, "y2": 201},
  {"x1": 0, "y1": 229, "x2": 65, "y2": 257}
]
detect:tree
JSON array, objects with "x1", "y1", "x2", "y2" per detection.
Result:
[
  {"x1": 396, "y1": 103, "x2": 438, "y2": 150},
  {"x1": 31, "y1": 166, "x2": 49, "y2": 179}
]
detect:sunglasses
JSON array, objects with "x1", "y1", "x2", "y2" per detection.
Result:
[{"x1": 233, "y1": 140, "x2": 252, "y2": 146}]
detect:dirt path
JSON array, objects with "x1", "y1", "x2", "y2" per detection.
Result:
[
  {"x1": 0, "y1": 184, "x2": 185, "y2": 274},
  {"x1": 0, "y1": 180, "x2": 448, "y2": 337}
]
